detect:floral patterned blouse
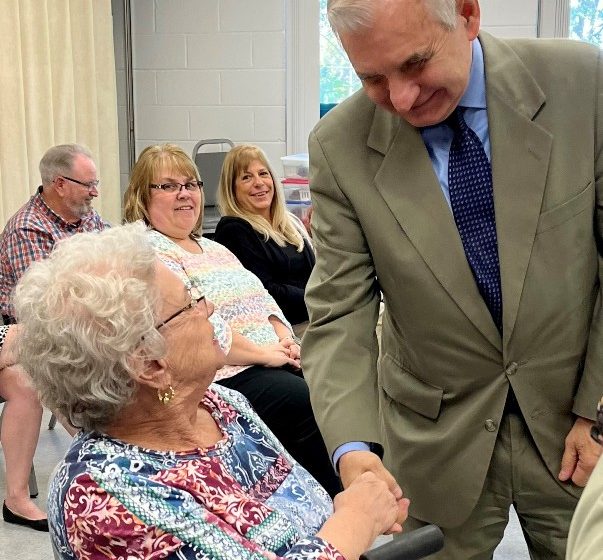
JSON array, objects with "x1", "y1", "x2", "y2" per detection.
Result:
[
  {"x1": 49, "y1": 385, "x2": 343, "y2": 560},
  {"x1": 148, "y1": 229, "x2": 292, "y2": 381}
]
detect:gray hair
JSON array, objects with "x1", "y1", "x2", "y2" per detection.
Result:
[
  {"x1": 327, "y1": 0, "x2": 458, "y2": 36},
  {"x1": 13, "y1": 222, "x2": 166, "y2": 432},
  {"x1": 39, "y1": 143, "x2": 94, "y2": 185}
]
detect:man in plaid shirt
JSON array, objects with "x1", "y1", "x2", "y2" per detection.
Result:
[{"x1": 0, "y1": 144, "x2": 109, "y2": 321}]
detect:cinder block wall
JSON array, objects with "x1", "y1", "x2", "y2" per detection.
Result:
[
  {"x1": 114, "y1": 0, "x2": 539, "y2": 190},
  {"x1": 131, "y1": 0, "x2": 286, "y2": 176}
]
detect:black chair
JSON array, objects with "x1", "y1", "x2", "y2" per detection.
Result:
[{"x1": 361, "y1": 525, "x2": 444, "y2": 560}]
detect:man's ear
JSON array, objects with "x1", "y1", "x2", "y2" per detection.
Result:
[
  {"x1": 52, "y1": 176, "x2": 67, "y2": 197},
  {"x1": 460, "y1": 0, "x2": 480, "y2": 39}
]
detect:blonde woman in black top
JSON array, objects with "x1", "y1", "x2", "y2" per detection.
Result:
[{"x1": 215, "y1": 145, "x2": 314, "y2": 335}]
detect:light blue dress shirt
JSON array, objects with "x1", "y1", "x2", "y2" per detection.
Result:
[{"x1": 332, "y1": 39, "x2": 492, "y2": 470}]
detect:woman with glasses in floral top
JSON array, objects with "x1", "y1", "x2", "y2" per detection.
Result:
[
  {"x1": 14, "y1": 223, "x2": 407, "y2": 560},
  {"x1": 123, "y1": 144, "x2": 340, "y2": 498}
]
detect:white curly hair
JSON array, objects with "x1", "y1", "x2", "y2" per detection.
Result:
[{"x1": 13, "y1": 222, "x2": 166, "y2": 431}]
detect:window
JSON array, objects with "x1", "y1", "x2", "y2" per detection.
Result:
[
  {"x1": 319, "y1": 0, "x2": 360, "y2": 116},
  {"x1": 570, "y1": 0, "x2": 603, "y2": 45}
]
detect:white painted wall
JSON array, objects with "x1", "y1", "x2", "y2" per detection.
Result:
[
  {"x1": 481, "y1": 0, "x2": 540, "y2": 38},
  {"x1": 130, "y1": 0, "x2": 286, "y2": 173},
  {"x1": 121, "y1": 0, "x2": 540, "y2": 179}
]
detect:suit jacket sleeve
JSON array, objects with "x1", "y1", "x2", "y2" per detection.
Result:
[
  {"x1": 573, "y1": 47, "x2": 603, "y2": 419},
  {"x1": 214, "y1": 218, "x2": 309, "y2": 324},
  {"x1": 302, "y1": 130, "x2": 382, "y2": 455}
]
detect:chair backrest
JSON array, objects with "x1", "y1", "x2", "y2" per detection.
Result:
[{"x1": 191, "y1": 139, "x2": 234, "y2": 236}]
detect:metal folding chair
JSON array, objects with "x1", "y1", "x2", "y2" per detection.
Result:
[{"x1": 191, "y1": 138, "x2": 234, "y2": 237}]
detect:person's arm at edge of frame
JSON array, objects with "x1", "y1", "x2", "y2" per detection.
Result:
[
  {"x1": 558, "y1": 47, "x2": 603, "y2": 488},
  {"x1": 302, "y1": 129, "x2": 403, "y2": 500}
]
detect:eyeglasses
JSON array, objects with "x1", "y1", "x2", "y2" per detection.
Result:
[
  {"x1": 149, "y1": 181, "x2": 203, "y2": 193},
  {"x1": 155, "y1": 286, "x2": 207, "y2": 330},
  {"x1": 61, "y1": 176, "x2": 100, "y2": 190}
]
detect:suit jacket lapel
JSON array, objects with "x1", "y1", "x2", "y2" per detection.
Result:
[
  {"x1": 370, "y1": 112, "x2": 502, "y2": 352},
  {"x1": 367, "y1": 33, "x2": 553, "y2": 353},
  {"x1": 481, "y1": 32, "x2": 552, "y2": 351}
]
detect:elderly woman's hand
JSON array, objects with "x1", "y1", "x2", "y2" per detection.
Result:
[
  {"x1": 334, "y1": 471, "x2": 409, "y2": 536},
  {"x1": 261, "y1": 343, "x2": 301, "y2": 369},
  {"x1": 316, "y1": 471, "x2": 410, "y2": 560}
]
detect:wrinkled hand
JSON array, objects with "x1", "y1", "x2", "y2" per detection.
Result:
[
  {"x1": 335, "y1": 471, "x2": 409, "y2": 538},
  {"x1": 261, "y1": 343, "x2": 301, "y2": 369},
  {"x1": 339, "y1": 450, "x2": 407, "y2": 534},
  {"x1": 279, "y1": 336, "x2": 301, "y2": 361},
  {"x1": 0, "y1": 325, "x2": 21, "y2": 370},
  {"x1": 559, "y1": 417, "x2": 602, "y2": 487}
]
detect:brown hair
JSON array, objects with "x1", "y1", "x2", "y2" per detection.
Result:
[{"x1": 123, "y1": 144, "x2": 204, "y2": 233}]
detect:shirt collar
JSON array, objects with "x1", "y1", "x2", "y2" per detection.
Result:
[{"x1": 458, "y1": 38, "x2": 486, "y2": 109}]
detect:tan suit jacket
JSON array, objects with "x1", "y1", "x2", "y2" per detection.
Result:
[
  {"x1": 566, "y1": 453, "x2": 603, "y2": 559},
  {"x1": 303, "y1": 32, "x2": 603, "y2": 528}
]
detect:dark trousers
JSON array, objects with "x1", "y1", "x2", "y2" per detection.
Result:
[{"x1": 217, "y1": 365, "x2": 341, "y2": 498}]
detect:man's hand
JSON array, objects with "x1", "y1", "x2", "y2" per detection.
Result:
[
  {"x1": 559, "y1": 416, "x2": 602, "y2": 486},
  {"x1": 339, "y1": 450, "x2": 407, "y2": 534}
]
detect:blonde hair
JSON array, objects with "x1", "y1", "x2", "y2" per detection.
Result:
[
  {"x1": 123, "y1": 144, "x2": 204, "y2": 233},
  {"x1": 218, "y1": 144, "x2": 305, "y2": 251}
]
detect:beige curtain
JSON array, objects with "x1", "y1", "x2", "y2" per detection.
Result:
[{"x1": 0, "y1": 0, "x2": 120, "y2": 225}]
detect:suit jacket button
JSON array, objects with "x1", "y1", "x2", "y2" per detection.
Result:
[
  {"x1": 505, "y1": 362, "x2": 518, "y2": 376},
  {"x1": 485, "y1": 419, "x2": 497, "y2": 432}
]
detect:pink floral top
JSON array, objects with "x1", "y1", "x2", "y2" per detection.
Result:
[
  {"x1": 48, "y1": 385, "x2": 343, "y2": 560},
  {"x1": 148, "y1": 229, "x2": 292, "y2": 381}
]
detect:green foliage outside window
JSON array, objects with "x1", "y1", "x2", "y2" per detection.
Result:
[
  {"x1": 570, "y1": 0, "x2": 603, "y2": 46},
  {"x1": 319, "y1": 0, "x2": 361, "y2": 105}
]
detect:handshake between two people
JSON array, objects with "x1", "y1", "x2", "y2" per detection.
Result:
[{"x1": 318, "y1": 450, "x2": 410, "y2": 560}]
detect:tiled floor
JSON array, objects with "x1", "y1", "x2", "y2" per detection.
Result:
[{"x1": 0, "y1": 409, "x2": 530, "y2": 559}]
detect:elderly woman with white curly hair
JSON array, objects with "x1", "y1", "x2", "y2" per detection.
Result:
[{"x1": 13, "y1": 223, "x2": 408, "y2": 560}]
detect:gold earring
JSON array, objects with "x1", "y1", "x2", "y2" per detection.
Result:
[{"x1": 157, "y1": 385, "x2": 175, "y2": 405}]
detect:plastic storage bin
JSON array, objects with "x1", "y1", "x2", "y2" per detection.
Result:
[
  {"x1": 282, "y1": 179, "x2": 311, "y2": 202},
  {"x1": 281, "y1": 153, "x2": 309, "y2": 179},
  {"x1": 282, "y1": 177, "x2": 311, "y2": 221},
  {"x1": 286, "y1": 201, "x2": 312, "y2": 221}
]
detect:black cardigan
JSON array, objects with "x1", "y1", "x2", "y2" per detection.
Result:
[{"x1": 214, "y1": 216, "x2": 315, "y2": 325}]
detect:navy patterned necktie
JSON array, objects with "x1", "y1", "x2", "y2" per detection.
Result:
[{"x1": 447, "y1": 107, "x2": 502, "y2": 331}]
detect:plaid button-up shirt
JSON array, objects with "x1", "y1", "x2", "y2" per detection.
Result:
[{"x1": 0, "y1": 186, "x2": 109, "y2": 317}]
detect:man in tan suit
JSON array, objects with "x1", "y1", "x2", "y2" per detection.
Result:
[{"x1": 303, "y1": 0, "x2": 603, "y2": 558}]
